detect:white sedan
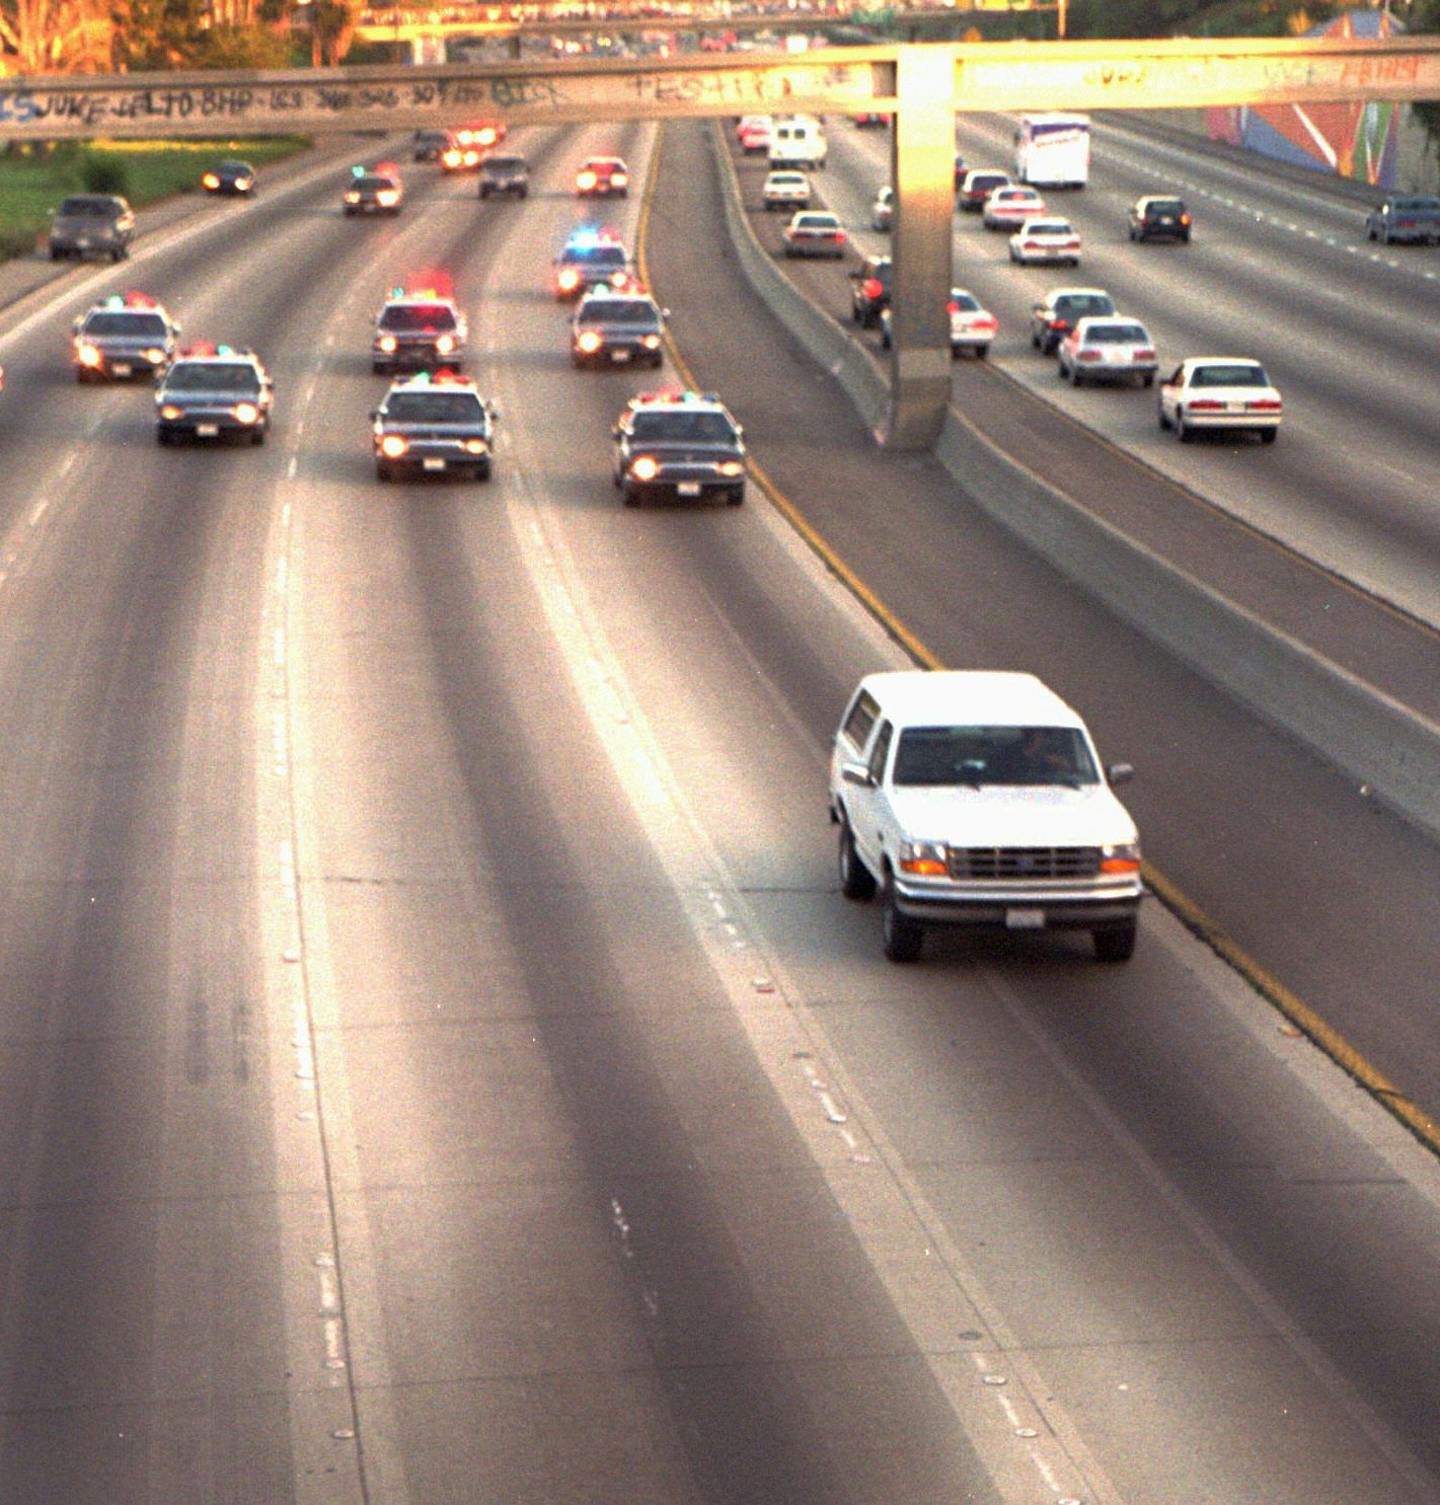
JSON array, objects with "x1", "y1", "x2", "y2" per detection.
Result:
[
  {"x1": 1057, "y1": 317, "x2": 1157, "y2": 387},
  {"x1": 880, "y1": 288, "x2": 998, "y2": 359},
  {"x1": 1158, "y1": 357, "x2": 1282, "y2": 443},
  {"x1": 782, "y1": 210, "x2": 847, "y2": 258},
  {"x1": 871, "y1": 185, "x2": 893, "y2": 231},
  {"x1": 982, "y1": 184, "x2": 1045, "y2": 230},
  {"x1": 1009, "y1": 217, "x2": 1081, "y2": 266},
  {"x1": 762, "y1": 170, "x2": 811, "y2": 210}
]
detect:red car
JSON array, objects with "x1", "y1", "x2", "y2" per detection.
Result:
[{"x1": 575, "y1": 157, "x2": 630, "y2": 198}]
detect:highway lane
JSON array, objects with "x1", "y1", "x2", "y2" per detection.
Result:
[
  {"x1": 0, "y1": 115, "x2": 1439, "y2": 1505},
  {"x1": 809, "y1": 110, "x2": 1440, "y2": 626}
]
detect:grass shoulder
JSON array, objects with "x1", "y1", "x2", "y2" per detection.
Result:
[{"x1": 0, "y1": 136, "x2": 311, "y2": 259}]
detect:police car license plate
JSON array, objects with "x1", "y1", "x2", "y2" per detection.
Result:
[
  {"x1": 196, "y1": 423, "x2": 219, "y2": 436},
  {"x1": 422, "y1": 458, "x2": 445, "y2": 471},
  {"x1": 677, "y1": 482, "x2": 701, "y2": 497},
  {"x1": 612, "y1": 350, "x2": 631, "y2": 362},
  {"x1": 1005, "y1": 908, "x2": 1045, "y2": 929},
  {"x1": 112, "y1": 363, "x2": 132, "y2": 376}
]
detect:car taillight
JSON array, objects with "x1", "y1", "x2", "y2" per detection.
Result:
[
  {"x1": 631, "y1": 456, "x2": 659, "y2": 480},
  {"x1": 1078, "y1": 349, "x2": 1102, "y2": 362},
  {"x1": 1188, "y1": 399, "x2": 1225, "y2": 411},
  {"x1": 380, "y1": 435, "x2": 408, "y2": 458},
  {"x1": 862, "y1": 278, "x2": 882, "y2": 299},
  {"x1": 972, "y1": 316, "x2": 997, "y2": 331},
  {"x1": 578, "y1": 331, "x2": 603, "y2": 353},
  {"x1": 1049, "y1": 318, "x2": 1068, "y2": 331},
  {"x1": 233, "y1": 402, "x2": 260, "y2": 424},
  {"x1": 1180, "y1": 214, "x2": 1191, "y2": 225},
  {"x1": 1247, "y1": 399, "x2": 1283, "y2": 412},
  {"x1": 1133, "y1": 348, "x2": 1156, "y2": 361}
]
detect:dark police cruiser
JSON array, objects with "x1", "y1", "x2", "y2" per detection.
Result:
[
  {"x1": 571, "y1": 288, "x2": 667, "y2": 369},
  {"x1": 155, "y1": 343, "x2": 273, "y2": 445},
  {"x1": 611, "y1": 389, "x2": 746, "y2": 507},
  {"x1": 552, "y1": 229, "x2": 635, "y2": 300},
  {"x1": 343, "y1": 164, "x2": 404, "y2": 216},
  {"x1": 371, "y1": 288, "x2": 468, "y2": 373},
  {"x1": 372, "y1": 371, "x2": 498, "y2": 482},
  {"x1": 72, "y1": 292, "x2": 179, "y2": 383}
]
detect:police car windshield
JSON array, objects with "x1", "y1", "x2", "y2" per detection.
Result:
[
  {"x1": 581, "y1": 300, "x2": 657, "y2": 325},
  {"x1": 379, "y1": 305, "x2": 457, "y2": 331},
  {"x1": 892, "y1": 726, "x2": 1098, "y2": 788},
  {"x1": 357, "y1": 176, "x2": 395, "y2": 191},
  {"x1": 630, "y1": 410, "x2": 736, "y2": 443},
  {"x1": 166, "y1": 363, "x2": 260, "y2": 392},
  {"x1": 85, "y1": 312, "x2": 168, "y2": 337},
  {"x1": 386, "y1": 393, "x2": 483, "y2": 423},
  {"x1": 563, "y1": 245, "x2": 626, "y2": 267}
]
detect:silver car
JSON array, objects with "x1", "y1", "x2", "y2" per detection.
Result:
[{"x1": 1056, "y1": 316, "x2": 1158, "y2": 388}]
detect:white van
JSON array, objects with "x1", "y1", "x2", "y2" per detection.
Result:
[
  {"x1": 1014, "y1": 112, "x2": 1090, "y2": 189},
  {"x1": 828, "y1": 670, "x2": 1142, "y2": 962},
  {"x1": 768, "y1": 117, "x2": 827, "y2": 171}
]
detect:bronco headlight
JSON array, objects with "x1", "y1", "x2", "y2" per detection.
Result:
[
  {"x1": 1100, "y1": 842, "x2": 1142, "y2": 874},
  {"x1": 641, "y1": 334, "x2": 661, "y2": 349},
  {"x1": 898, "y1": 840, "x2": 948, "y2": 877},
  {"x1": 464, "y1": 438, "x2": 488, "y2": 455},
  {"x1": 718, "y1": 460, "x2": 744, "y2": 477},
  {"x1": 160, "y1": 404, "x2": 183, "y2": 421}
]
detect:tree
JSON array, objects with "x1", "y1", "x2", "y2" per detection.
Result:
[{"x1": 0, "y1": 0, "x2": 114, "y2": 72}]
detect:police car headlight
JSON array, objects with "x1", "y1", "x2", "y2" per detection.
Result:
[
  {"x1": 464, "y1": 438, "x2": 488, "y2": 455},
  {"x1": 641, "y1": 334, "x2": 661, "y2": 349},
  {"x1": 233, "y1": 402, "x2": 260, "y2": 424},
  {"x1": 77, "y1": 343, "x2": 102, "y2": 367},
  {"x1": 160, "y1": 404, "x2": 183, "y2": 421},
  {"x1": 380, "y1": 435, "x2": 409, "y2": 458},
  {"x1": 898, "y1": 840, "x2": 948, "y2": 877},
  {"x1": 630, "y1": 456, "x2": 659, "y2": 481},
  {"x1": 718, "y1": 460, "x2": 744, "y2": 477},
  {"x1": 558, "y1": 269, "x2": 580, "y2": 291},
  {"x1": 234, "y1": 177, "x2": 253, "y2": 192},
  {"x1": 377, "y1": 190, "x2": 400, "y2": 207},
  {"x1": 143, "y1": 348, "x2": 165, "y2": 364},
  {"x1": 344, "y1": 191, "x2": 360, "y2": 204},
  {"x1": 202, "y1": 173, "x2": 219, "y2": 189},
  {"x1": 435, "y1": 334, "x2": 455, "y2": 354},
  {"x1": 377, "y1": 335, "x2": 398, "y2": 352},
  {"x1": 577, "y1": 331, "x2": 603, "y2": 354}
]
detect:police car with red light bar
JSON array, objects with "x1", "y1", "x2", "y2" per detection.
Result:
[
  {"x1": 155, "y1": 343, "x2": 272, "y2": 446},
  {"x1": 372, "y1": 371, "x2": 497, "y2": 482},
  {"x1": 71, "y1": 292, "x2": 180, "y2": 382},
  {"x1": 372, "y1": 288, "x2": 468, "y2": 374},
  {"x1": 552, "y1": 230, "x2": 635, "y2": 301},
  {"x1": 611, "y1": 390, "x2": 747, "y2": 508}
]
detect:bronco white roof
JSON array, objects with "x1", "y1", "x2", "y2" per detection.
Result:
[{"x1": 853, "y1": 671, "x2": 1087, "y2": 730}]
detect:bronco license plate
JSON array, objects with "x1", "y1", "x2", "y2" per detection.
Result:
[{"x1": 1005, "y1": 908, "x2": 1045, "y2": 929}]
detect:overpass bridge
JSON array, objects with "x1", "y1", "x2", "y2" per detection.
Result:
[{"x1": 1, "y1": 35, "x2": 1434, "y2": 447}]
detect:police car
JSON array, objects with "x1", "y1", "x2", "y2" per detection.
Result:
[
  {"x1": 552, "y1": 230, "x2": 635, "y2": 301},
  {"x1": 155, "y1": 343, "x2": 273, "y2": 445},
  {"x1": 343, "y1": 164, "x2": 404, "y2": 215},
  {"x1": 371, "y1": 288, "x2": 468, "y2": 373},
  {"x1": 372, "y1": 371, "x2": 498, "y2": 482},
  {"x1": 571, "y1": 288, "x2": 667, "y2": 369},
  {"x1": 71, "y1": 291, "x2": 180, "y2": 382},
  {"x1": 611, "y1": 389, "x2": 746, "y2": 507}
]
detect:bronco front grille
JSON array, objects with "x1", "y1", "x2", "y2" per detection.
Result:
[{"x1": 947, "y1": 847, "x2": 1101, "y2": 880}]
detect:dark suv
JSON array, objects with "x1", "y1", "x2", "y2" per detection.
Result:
[
  {"x1": 1127, "y1": 195, "x2": 1192, "y2": 243},
  {"x1": 849, "y1": 255, "x2": 892, "y2": 329},
  {"x1": 1029, "y1": 287, "x2": 1117, "y2": 355},
  {"x1": 49, "y1": 194, "x2": 135, "y2": 262}
]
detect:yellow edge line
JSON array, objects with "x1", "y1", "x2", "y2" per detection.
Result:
[{"x1": 637, "y1": 122, "x2": 1440, "y2": 1160}]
